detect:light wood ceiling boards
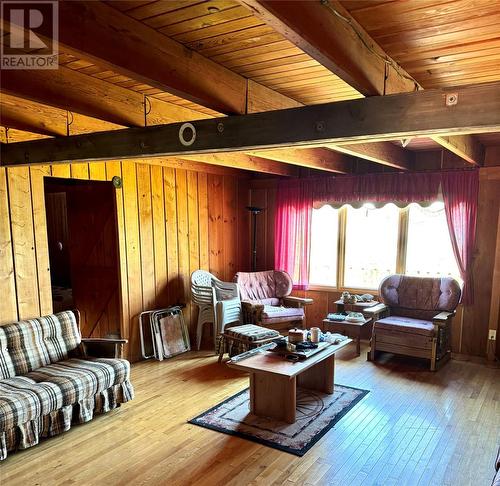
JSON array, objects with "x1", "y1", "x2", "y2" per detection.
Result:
[
  {"x1": 341, "y1": 0, "x2": 500, "y2": 89},
  {"x1": 106, "y1": 0, "x2": 362, "y2": 105}
]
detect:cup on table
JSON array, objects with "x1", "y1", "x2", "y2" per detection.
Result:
[{"x1": 310, "y1": 327, "x2": 321, "y2": 343}]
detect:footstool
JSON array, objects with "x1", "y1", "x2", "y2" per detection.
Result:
[{"x1": 218, "y1": 324, "x2": 281, "y2": 362}]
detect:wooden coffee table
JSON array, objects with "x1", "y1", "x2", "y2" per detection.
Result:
[{"x1": 227, "y1": 339, "x2": 352, "y2": 424}]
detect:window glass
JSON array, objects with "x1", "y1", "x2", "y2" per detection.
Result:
[
  {"x1": 406, "y1": 202, "x2": 461, "y2": 282},
  {"x1": 344, "y1": 204, "x2": 399, "y2": 289},
  {"x1": 309, "y1": 205, "x2": 339, "y2": 287}
]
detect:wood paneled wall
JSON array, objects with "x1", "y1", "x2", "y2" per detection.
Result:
[
  {"x1": 0, "y1": 161, "x2": 250, "y2": 361},
  {"x1": 249, "y1": 168, "x2": 500, "y2": 358}
]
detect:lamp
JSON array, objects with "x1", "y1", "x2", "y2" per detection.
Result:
[{"x1": 246, "y1": 206, "x2": 265, "y2": 271}]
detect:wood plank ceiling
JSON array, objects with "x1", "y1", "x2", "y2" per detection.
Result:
[
  {"x1": 1, "y1": 0, "x2": 500, "y2": 167},
  {"x1": 342, "y1": 0, "x2": 500, "y2": 89},
  {"x1": 105, "y1": 0, "x2": 362, "y2": 105}
]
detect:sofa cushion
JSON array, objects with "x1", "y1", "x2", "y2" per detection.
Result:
[
  {"x1": 23, "y1": 358, "x2": 130, "y2": 407},
  {"x1": 262, "y1": 305, "x2": 304, "y2": 321},
  {"x1": 42, "y1": 311, "x2": 81, "y2": 364},
  {"x1": 0, "y1": 375, "x2": 63, "y2": 431},
  {"x1": 236, "y1": 271, "x2": 276, "y2": 301},
  {"x1": 374, "y1": 316, "x2": 435, "y2": 337},
  {"x1": 0, "y1": 327, "x2": 15, "y2": 380},
  {"x1": 2, "y1": 311, "x2": 81, "y2": 376}
]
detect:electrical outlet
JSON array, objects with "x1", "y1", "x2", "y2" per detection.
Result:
[{"x1": 488, "y1": 329, "x2": 497, "y2": 340}]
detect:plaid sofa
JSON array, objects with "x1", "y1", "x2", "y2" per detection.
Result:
[{"x1": 0, "y1": 311, "x2": 134, "y2": 460}]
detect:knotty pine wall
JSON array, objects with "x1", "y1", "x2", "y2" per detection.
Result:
[
  {"x1": 0, "y1": 161, "x2": 250, "y2": 361},
  {"x1": 249, "y1": 167, "x2": 500, "y2": 359}
]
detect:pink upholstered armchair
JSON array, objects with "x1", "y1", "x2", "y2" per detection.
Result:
[
  {"x1": 234, "y1": 270, "x2": 313, "y2": 332},
  {"x1": 370, "y1": 274, "x2": 461, "y2": 371}
]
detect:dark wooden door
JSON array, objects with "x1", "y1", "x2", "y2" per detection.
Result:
[{"x1": 65, "y1": 181, "x2": 121, "y2": 338}]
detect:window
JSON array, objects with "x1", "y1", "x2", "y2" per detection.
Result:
[
  {"x1": 309, "y1": 205, "x2": 339, "y2": 287},
  {"x1": 309, "y1": 201, "x2": 460, "y2": 290},
  {"x1": 406, "y1": 202, "x2": 461, "y2": 282},
  {"x1": 344, "y1": 204, "x2": 399, "y2": 289}
]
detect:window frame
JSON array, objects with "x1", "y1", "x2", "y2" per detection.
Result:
[{"x1": 308, "y1": 202, "x2": 457, "y2": 292}]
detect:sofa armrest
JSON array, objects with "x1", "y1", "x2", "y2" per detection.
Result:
[
  {"x1": 241, "y1": 300, "x2": 264, "y2": 324},
  {"x1": 433, "y1": 311, "x2": 454, "y2": 322},
  {"x1": 432, "y1": 311, "x2": 455, "y2": 329},
  {"x1": 81, "y1": 338, "x2": 128, "y2": 359},
  {"x1": 283, "y1": 296, "x2": 314, "y2": 307},
  {"x1": 362, "y1": 303, "x2": 388, "y2": 316}
]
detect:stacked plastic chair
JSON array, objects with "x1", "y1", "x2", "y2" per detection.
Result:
[
  {"x1": 191, "y1": 270, "x2": 241, "y2": 351},
  {"x1": 212, "y1": 279, "x2": 241, "y2": 335}
]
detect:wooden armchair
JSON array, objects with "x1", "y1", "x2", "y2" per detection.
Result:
[
  {"x1": 234, "y1": 270, "x2": 313, "y2": 332},
  {"x1": 73, "y1": 310, "x2": 128, "y2": 358},
  {"x1": 369, "y1": 274, "x2": 461, "y2": 371}
]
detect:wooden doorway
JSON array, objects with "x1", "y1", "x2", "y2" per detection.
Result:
[{"x1": 44, "y1": 178, "x2": 121, "y2": 338}]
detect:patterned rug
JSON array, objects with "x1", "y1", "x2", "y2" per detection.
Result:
[{"x1": 189, "y1": 384, "x2": 369, "y2": 456}]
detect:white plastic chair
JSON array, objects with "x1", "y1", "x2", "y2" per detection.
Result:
[
  {"x1": 191, "y1": 270, "x2": 241, "y2": 351},
  {"x1": 191, "y1": 270, "x2": 217, "y2": 350},
  {"x1": 213, "y1": 280, "x2": 241, "y2": 335}
]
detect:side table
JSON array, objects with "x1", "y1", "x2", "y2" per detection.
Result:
[
  {"x1": 334, "y1": 300, "x2": 388, "y2": 321},
  {"x1": 322, "y1": 317, "x2": 372, "y2": 356}
]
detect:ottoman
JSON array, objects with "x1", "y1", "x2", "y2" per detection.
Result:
[{"x1": 217, "y1": 324, "x2": 281, "y2": 362}]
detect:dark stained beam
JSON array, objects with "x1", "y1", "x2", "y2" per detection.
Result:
[
  {"x1": 1, "y1": 82, "x2": 499, "y2": 167},
  {"x1": 247, "y1": 80, "x2": 410, "y2": 170},
  {"x1": 0, "y1": 8, "x2": 405, "y2": 171}
]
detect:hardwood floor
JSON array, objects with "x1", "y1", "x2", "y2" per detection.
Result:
[{"x1": 1, "y1": 346, "x2": 499, "y2": 486}]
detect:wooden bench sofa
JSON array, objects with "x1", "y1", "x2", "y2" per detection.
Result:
[{"x1": 0, "y1": 310, "x2": 134, "y2": 460}]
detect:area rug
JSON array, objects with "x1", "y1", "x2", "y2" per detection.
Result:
[{"x1": 188, "y1": 384, "x2": 369, "y2": 456}]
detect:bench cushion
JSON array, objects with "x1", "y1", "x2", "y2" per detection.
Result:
[
  {"x1": 0, "y1": 311, "x2": 81, "y2": 377},
  {"x1": 374, "y1": 316, "x2": 435, "y2": 337}
]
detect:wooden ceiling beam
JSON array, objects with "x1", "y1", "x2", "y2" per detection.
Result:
[
  {"x1": 20, "y1": 1, "x2": 247, "y2": 114},
  {"x1": 0, "y1": 65, "x2": 210, "y2": 128},
  {"x1": 1, "y1": 6, "x2": 405, "y2": 172},
  {"x1": 0, "y1": 127, "x2": 49, "y2": 143},
  {"x1": 125, "y1": 158, "x2": 248, "y2": 179},
  {"x1": 240, "y1": 0, "x2": 416, "y2": 96},
  {"x1": 242, "y1": 0, "x2": 484, "y2": 165},
  {"x1": 179, "y1": 153, "x2": 299, "y2": 177},
  {"x1": 0, "y1": 96, "x2": 294, "y2": 175},
  {"x1": 0, "y1": 93, "x2": 122, "y2": 137},
  {"x1": 247, "y1": 148, "x2": 351, "y2": 173},
  {"x1": 2, "y1": 82, "x2": 498, "y2": 167},
  {"x1": 430, "y1": 135, "x2": 485, "y2": 167},
  {"x1": 326, "y1": 142, "x2": 413, "y2": 171},
  {"x1": 247, "y1": 80, "x2": 408, "y2": 171}
]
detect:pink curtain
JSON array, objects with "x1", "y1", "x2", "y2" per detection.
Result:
[
  {"x1": 275, "y1": 169, "x2": 479, "y2": 301},
  {"x1": 441, "y1": 170, "x2": 479, "y2": 305},
  {"x1": 274, "y1": 180, "x2": 313, "y2": 289}
]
